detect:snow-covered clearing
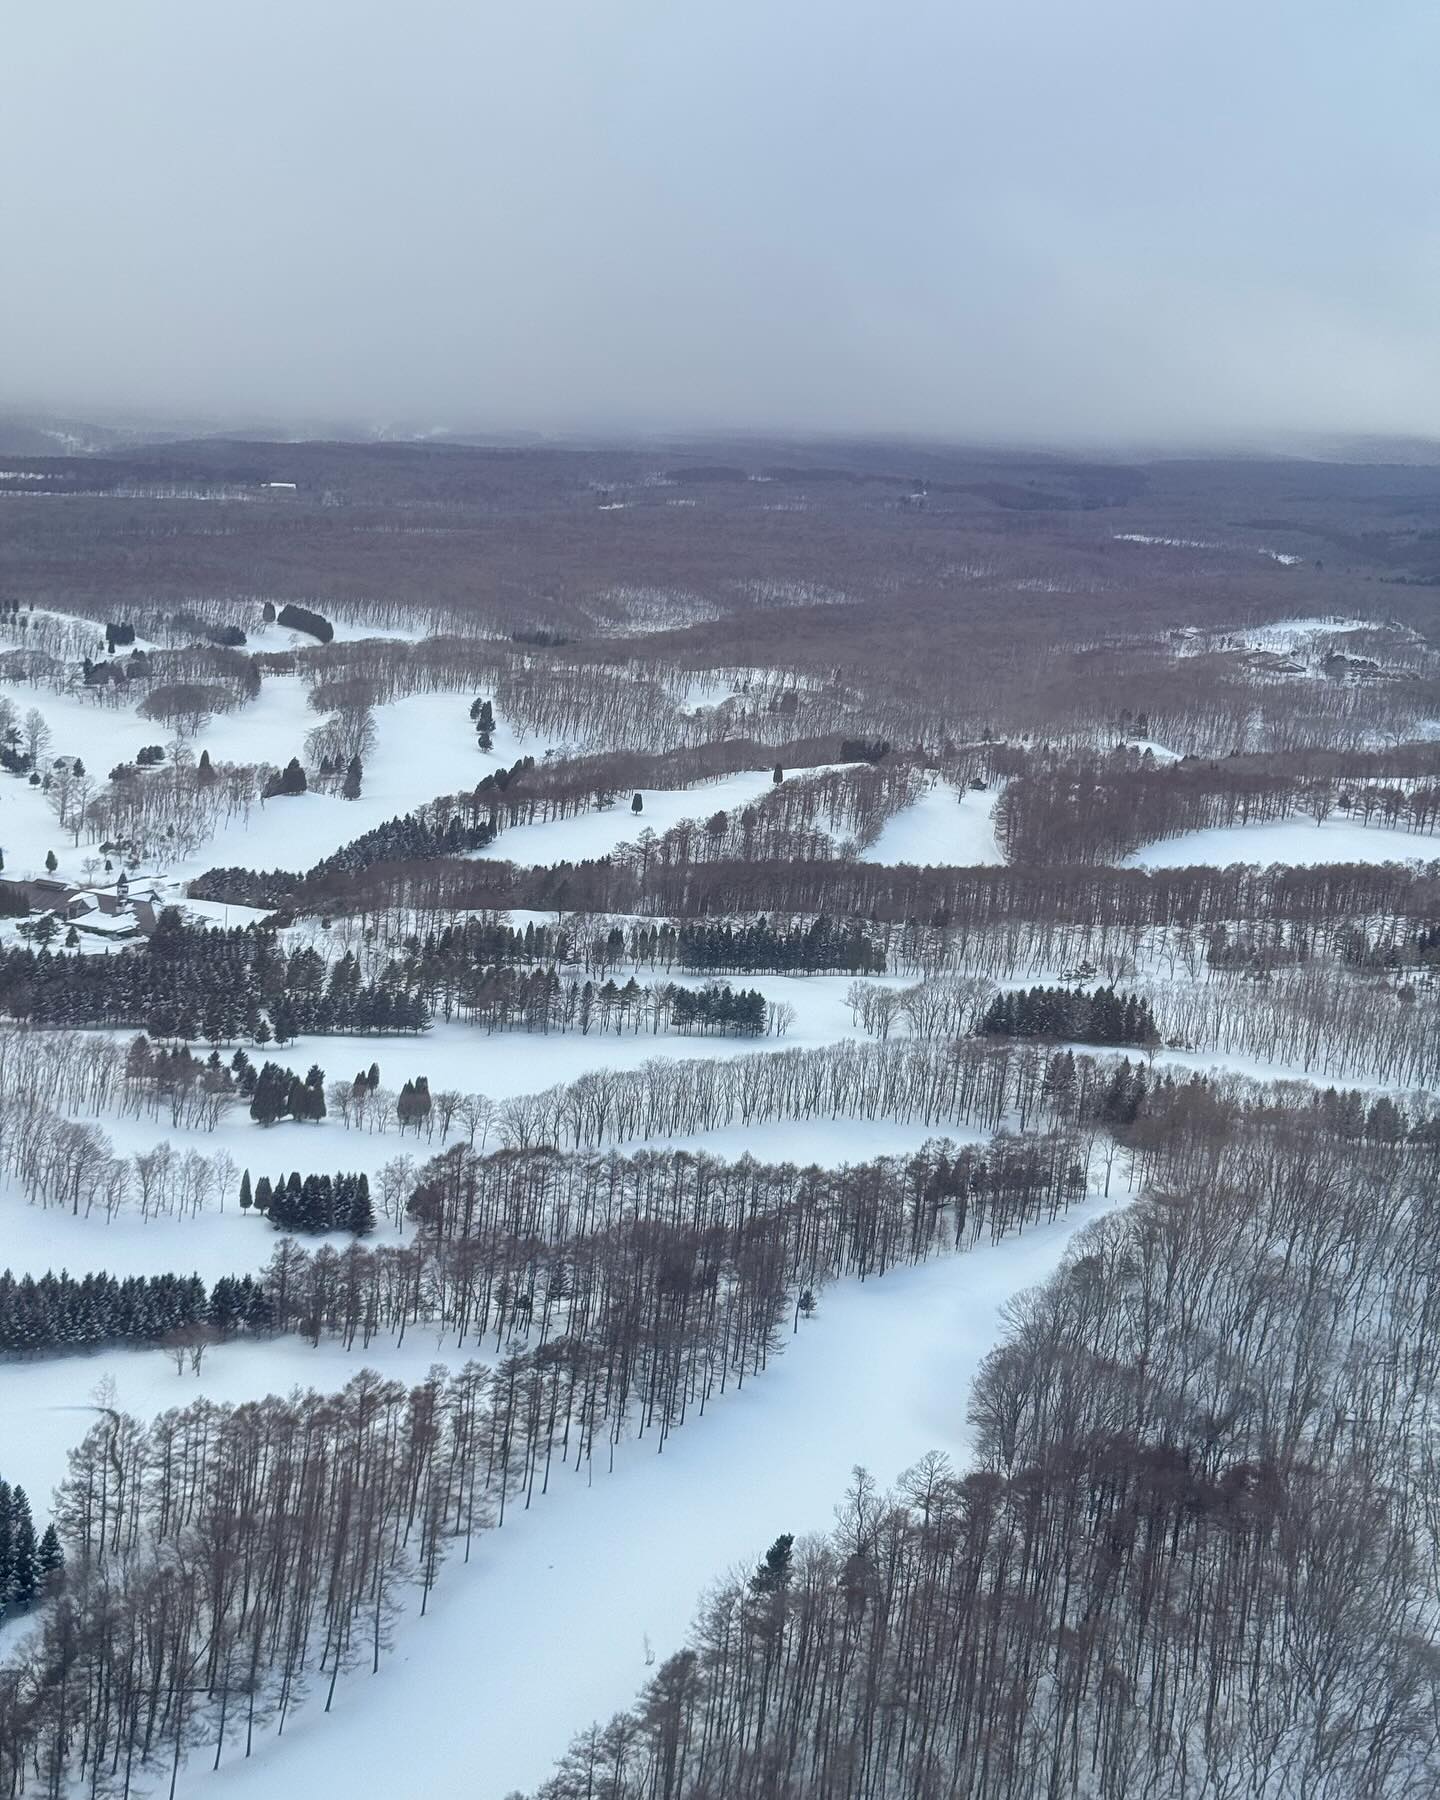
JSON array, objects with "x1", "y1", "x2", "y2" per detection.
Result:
[
  {"x1": 1126, "y1": 817, "x2": 1437, "y2": 869},
  {"x1": 472, "y1": 765, "x2": 785, "y2": 866},
  {"x1": 1121, "y1": 737, "x2": 1181, "y2": 763},
  {"x1": 175, "y1": 1197, "x2": 1116, "y2": 1800},
  {"x1": 865, "y1": 780, "x2": 1002, "y2": 867},
  {"x1": 1, "y1": 682, "x2": 531, "y2": 885}
]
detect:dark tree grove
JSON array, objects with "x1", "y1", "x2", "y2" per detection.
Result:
[
  {"x1": 275, "y1": 601, "x2": 334, "y2": 643},
  {"x1": 977, "y1": 983, "x2": 1161, "y2": 1047}
]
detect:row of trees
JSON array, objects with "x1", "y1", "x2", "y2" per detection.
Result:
[
  {"x1": 191, "y1": 733, "x2": 895, "y2": 912},
  {"x1": 0, "y1": 913, "x2": 431, "y2": 1039},
  {"x1": 0, "y1": 1269, "x2": 220, "y2": 1356},
  {"x1": 0, "y1": 924, "x2": 792, "y2": 1044},
  {"x1": 245, "y1": 828, "x2": 1440, "y2": 942},
  {"x1": 245, "y1": 1168, "x2": 376, "y2": 1234},
  {"x1": 977, "y1": 984, "x2": 1161, "y2": 1046}
]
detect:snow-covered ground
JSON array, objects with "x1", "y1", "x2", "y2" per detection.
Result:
[
  {"x1": 1126, "y1": 816, "x2": 1438, "y2": 869},
  {"x1": 472, "y1": 765, "x2": 783, "y2": 866},
  {"x1": 175, "y1": 1197, "x2": 1115, "y2": 1800},
  {"x1": 866, "y1": 780, "x2": 1002, "y2": 867},
  {"x1": 1, "y1": 682, "x2": 534, "y2": 886}
]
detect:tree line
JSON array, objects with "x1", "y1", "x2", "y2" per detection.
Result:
[
  {"x1": 993, "y1": 739, "x2": 1440, "y2": 864},
  {"x1": 248, "y1": 837, "x2": 1440, "y2": 946},
  {"x1": 0, "y1": 912, "x2": 430, "y2": 1039}
]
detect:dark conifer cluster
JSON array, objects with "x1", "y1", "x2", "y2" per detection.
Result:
[
  {"x1": 670, "y1": 982, "x2": 767, "y2": 1034},
  {"x1": 0, "y1": 911, "x2": 428, "y2": 1037},
  {"x1": 261, "y1": 755, "x2": 307, "y2": 798},
  {"x1": 0, "y1": 1480, "x2": 60, "y2": 1617},
  {"x1": 248, "y1": 1168, "x2": 375, "y2": 1233},
  {"x1": 248, "y1": 1060, "x2": 328, "y2": 1124},
  {"x1": 0, "y1": 1269, "x2": 199, "y2": 1353},
  {"x1": 274, "y1": 601, "x2": 333, "y2": 643},
  {"x1": 978, "y1": 984, "x2": 1161, "y2": 1047},
  {"x1": 0, "y1": 1264, "x2": 285, "y2": 1357}
]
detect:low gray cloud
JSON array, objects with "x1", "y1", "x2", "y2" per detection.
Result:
[{"x1": 3, "y1": 0, "x2": 1436, "y2": 445}]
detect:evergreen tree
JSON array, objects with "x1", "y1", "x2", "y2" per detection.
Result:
[
  {"x1": 8, "y1": 1489, "x2": 38, "y2": 1608},
  {"x1": 45, "y1": 850, "x2": 57, "y2": 873},
  {"x1": 249, "y1": 1062, "x2": 289, "y2": 1125},
  {"x1": 239, "y1": 1169, "x2": 253, "y2": 1213},
  {"x1": 37, "y1": 1524, "x2": 63, "y2": 1586},
  {"x1": 349, "y1": 1173, "x2": 376, "y2": 1235},
  {"x1": 749, "y1": 1533, "x2": 795, "y2": 1595},
  {"x1": 342, "y1": 755, "x2": 363, "y2": 800},
  {"x1": 632, "y1": 792, "x2": 644, "y2": 814},
  {"x1": 0, "y1": 1478, "x2": 11, "y2": 1609}
]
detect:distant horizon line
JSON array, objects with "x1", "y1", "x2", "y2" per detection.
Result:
[{"x1": 3, "y1": 406, "x2": 1440, "y2": 467}]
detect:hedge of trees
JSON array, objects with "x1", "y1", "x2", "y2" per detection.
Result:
[
  {"x1": 247, "y1": 1168, "x2": 376, "y2": 1233},
  {"x1": 275, "y1": 601, "x2": 333, "y2": 643},
  {"x1": 977, "y1": 983, "x2": 1160, "y2": 1047},
  {"x1": 0, "y1": 911, "x2": 429, "y2": 1038}
]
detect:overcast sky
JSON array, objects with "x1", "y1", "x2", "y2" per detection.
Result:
[{"x1": 3, "y1": 1, "x2": 1436, "y2": 446}]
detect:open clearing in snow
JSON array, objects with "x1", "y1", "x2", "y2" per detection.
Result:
[
  {"x1": 865, "y1": 779, "x2": 1003, "y2": 867},
  {"x1": 1125, "y1": 816, "x2": 1438, "y2": 869}
]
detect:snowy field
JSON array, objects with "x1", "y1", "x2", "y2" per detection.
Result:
[
  {"x1": 1126, "y1": 816, "x2": 1439, "y2": 869},
  {"x1": 0, "y1": 680, "x2": 539, "y2": 886},
  {"x1": 471, "y1": 765, "x2": 789, "y2": 867},
  {"x1": 173, "y1": 1198, "x2": 1116, "y2": 1800},
  {"x1": 865, "y1": 779, "x2": 1003, "y2": 867}
]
